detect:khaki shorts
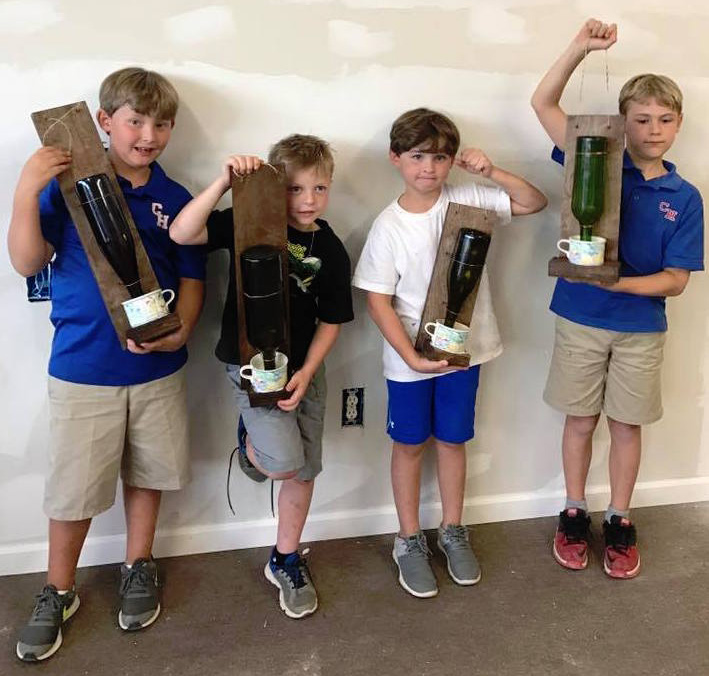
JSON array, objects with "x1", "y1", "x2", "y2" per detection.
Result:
[
  {"x1": 544, "y1": 316, "x2": 665, "y2": 425},
  {"x1": 44, "y1": 368, "x2": 190, "y2": 521}
]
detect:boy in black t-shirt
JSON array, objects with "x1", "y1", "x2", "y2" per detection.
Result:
[{"x1": 170, "y1": 135, "x2": 353, "y2": 618}]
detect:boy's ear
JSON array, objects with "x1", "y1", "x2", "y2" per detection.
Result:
[
  {"x1": 389, "y1": 150, "x2": 401, "y2": 167},
  {"x1": 96, "y1": 109, "x2": 112, "y2": 135},
  {"x1": 676, "y1": 112, "x2": 683, "y2": 132}
]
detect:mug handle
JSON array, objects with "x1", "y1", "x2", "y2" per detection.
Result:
[
  {"x1": 239, "y1": 365, "x2": 253, "y2": 381},
  {"x1": 424, "y1": 322, "x2": 437, "y2": 337},
  {"x1": 556, "y1": 239, "x2": 571, "y2": 255},
  {"x1": 161, "y1": 288, "x2": 176, "y2": 306}
]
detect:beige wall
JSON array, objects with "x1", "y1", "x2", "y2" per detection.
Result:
[{"x1": 1, "y1": 0, "x2": 707, "y2": 574}]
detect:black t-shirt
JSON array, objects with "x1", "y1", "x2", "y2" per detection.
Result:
[{"x1": 206, "y1": 209, "x2": 354, "y2": 368}]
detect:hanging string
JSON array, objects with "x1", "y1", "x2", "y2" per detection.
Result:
[
  {"x1": 605, "y1": 47, "x2": 612, "y2": 129},
  {"x1": 41, "y1": 107, "x2": 74, "y2": 153},
  {"x1": 578, "y1": 41, "x2": 613, "y2": 129}
]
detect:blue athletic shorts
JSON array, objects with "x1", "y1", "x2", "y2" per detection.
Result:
[{"x1": 386, "y1": 366, "x2": 481, "y2": 445}]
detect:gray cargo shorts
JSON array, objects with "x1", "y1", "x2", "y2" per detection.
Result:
[{"x1": 225, "y1": 363, "x2": 327, "y2": 480}]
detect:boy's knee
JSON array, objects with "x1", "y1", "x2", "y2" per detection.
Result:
[
  {"x1": 607, "y1": 417, "x2": 640, "y2": 439},
  {"x1": 435, "y1": 439, "x2": 465, "y2": 453},
  {"x1": 565, "y1": 414, "x2": 600, "y2": 436},
  {"x1": 393, "y1": 441, "x2": 426, "y2": 458}
]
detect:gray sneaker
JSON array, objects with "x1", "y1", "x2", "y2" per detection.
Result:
[
  {"x1": 392, "y1": 532, "x2": 438, "y2": 598},
  {"x1": 118, "y1": 558, "x2": 161, "y2": 631},
  {"x1": 264, "y1": 549, "x2": 318, "y2": 619},
  {"x1": 437, "y1": 524, "x2": 481, "y2": 585},
  {"x1": 16, "y1": 585, "x2": 80, "y2": 662}
]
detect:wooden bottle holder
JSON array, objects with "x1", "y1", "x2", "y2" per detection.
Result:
[
  {"x1": 232, "y1": 165, "x2": 291, "y2": 407},
  {"x1": 548, "y1": 114, "x2": 625, "y2": 283},
  {"x1": 31, "y1": 101, "x2": 181, "y2": 347},
  {"x1": 414, "y1": 203, "x2": 501, "y2": 367}
]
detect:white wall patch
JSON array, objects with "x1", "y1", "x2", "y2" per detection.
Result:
[
  {"x1": 328, "y1": 19, "x2": 394, "y2": 59},
  {"x1": 164, "y1": 5, "x2": 235, "y2": 45}
]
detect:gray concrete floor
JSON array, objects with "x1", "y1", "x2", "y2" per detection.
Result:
[{"x1": 1, "y1": 502, "x2": 707, "y2": 676}]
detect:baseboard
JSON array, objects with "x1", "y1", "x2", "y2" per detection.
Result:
[{"x1": 2, "y1": 476, "x2": 708, "y2": 577}]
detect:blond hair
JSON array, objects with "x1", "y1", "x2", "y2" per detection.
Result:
[
  {"x1": 618, "y1": 74, "x2": 683, "y2": 115},
  {"x1": 389, "y1": 108, "x2": 460, "y2": 157},
  {"x1": 268, "y1": 134, "x2": 334, "y2": 177},
  {"x1": 99, "y1": 67, "x2": 179, "y2": 121}
]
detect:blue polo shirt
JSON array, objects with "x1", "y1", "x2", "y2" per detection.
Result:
[
  {"x1": 550, "y1": 147, "x2": 704, "y2": 332},
  {"x1": 39, "y1": 162, "x2": 206, "y2": 385}
]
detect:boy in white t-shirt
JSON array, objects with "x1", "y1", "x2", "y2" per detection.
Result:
[{"x1": 353, "y1": 108, "x2": 546, "y2": 598}]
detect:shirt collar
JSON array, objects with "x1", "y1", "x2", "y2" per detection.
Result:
[
  {"x1": 116, "y1": 162, "x2": 166, "y2": 197},
  {"x1": 622, "y1": 150, "x2": 682, "y2": 191}
]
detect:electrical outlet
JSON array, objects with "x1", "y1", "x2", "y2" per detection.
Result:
[{"x1": 341, "y1": 387, "x2": 364, "y2": 427}]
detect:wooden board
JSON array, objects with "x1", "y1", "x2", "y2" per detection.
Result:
[
  {"x1": 550, "y1": 114, "x2": 624, "y2": 283},
  {"x1": 31, "y1": 101, "x2": 179, "y2": 346},
  {"x1": 232, "y1": 165, "x2": 291, "y2": 406},
  {"x1": 414, "y1": 203, "x2": 501, "y2": 367}
]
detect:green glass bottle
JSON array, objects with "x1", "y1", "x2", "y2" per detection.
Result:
[{"x1": 571, "y1": 136, "x2": 607, "y2": 241}]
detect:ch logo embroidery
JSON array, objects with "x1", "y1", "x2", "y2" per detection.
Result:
[
  {"x1": 152, "y1": 202, "x2": 170, "y2": 229},
  {"x1": 659, "y1": 201, "x2": 678, "y2": 222}
]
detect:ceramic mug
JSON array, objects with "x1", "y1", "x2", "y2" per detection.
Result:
[
  {"x1": 424, "y1": 320, "x2": 469, "y2": 354},
  {"x1": 556, "y1": 235, "x2": 606, "y2": 266},
  {"x1": 239, "y1": 351, "x2": 289, "y2": 393},
  {"x1": 122, "y1": 288, "x2": 175, "y2": 328}
]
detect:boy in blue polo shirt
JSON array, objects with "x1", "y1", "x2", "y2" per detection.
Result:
[
  {"x1": 531, "y1": 19, "x2": 703, "y2": 578},
  {"x1": 8, "y1": 67, "x2": 205, "y2": 661}
]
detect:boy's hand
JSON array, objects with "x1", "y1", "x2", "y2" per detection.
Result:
[
  {"x1": 17, "y1": 147, "x2": 72, "y2": 197},
  {"x1": 456, "y1": 148, "x2": 493, "y2": 178},
  {"x1": 277, "y1": 368, "x2": 313, "y2": 412},
  {"x1": 407, "y1": 354, "x2": 462, "y2": 374},
  {"x1": 219, "y1": 155, "x2": 263, "y2": 189},
  {"x1": 125, "y1": 321, "x2": 189, "y2": 354},
  {"x1": 574, "y1": 18, "x2": 617, "y2": 53}
]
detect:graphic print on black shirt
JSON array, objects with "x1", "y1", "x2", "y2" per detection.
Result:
[{"x1": 287, "y1": 237, "x2": 322, "y2": 293}]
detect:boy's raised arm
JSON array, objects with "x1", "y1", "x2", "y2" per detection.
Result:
[
  {"x1": 530, "y1": 19, "x2": 617, "y2": 150},
  {"x1": 8, "y1": 147, "x2": 70, "y2": 276},
  {"x1": 456, "y1": 148, "x2": 547, "y2": 216},
  {"x1": 170, "y1": 154, "x2": 263, "y2": 245}
]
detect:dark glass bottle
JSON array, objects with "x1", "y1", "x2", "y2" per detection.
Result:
[
  {"x1": 444, "y1": 228, "x2": 491, "y2": 327},
  {"x1": 571, "y1": 136, "x2": 607, "y2": 241},
  {"x1": 241, "y1": 245, "x2": 285, "y2": 370},
  {"x1": 76, "y1": 173, "x2": 144, "y2": 298}
]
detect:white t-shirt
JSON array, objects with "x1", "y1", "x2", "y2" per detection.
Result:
[{"x1": 352, "y1": 183, "x2": 512, "y2": 382}]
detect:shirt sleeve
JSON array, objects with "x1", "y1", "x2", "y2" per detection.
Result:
[
  {"x1": 447, "y1": 183, "x2": 512, "y2": 225},
  {"x1": 352, "y1": 216, "x2": 399, "y2": 294},
  {"x1": 663, "y1": 191, "x2": 704, "y2": 271},
  {"x1": 206, "y1": 208, "x2": 235, "y2": 252},
  {"x1": 317, "y1": 234, "x2": 354, "y2": 324},
  {"x1": 38, "y1": 179, "x2": 69, "y2": 250}
]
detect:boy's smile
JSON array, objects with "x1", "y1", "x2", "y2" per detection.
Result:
[
  {"x1": 624, "y1": 97, "x2": 682, "y2": 169},
  {"x1": 286, "y1": 166, "x2": 331, "y2": 231},
  {"x1": 97, "y1": 105, "x2": 174, "y2": 182}
]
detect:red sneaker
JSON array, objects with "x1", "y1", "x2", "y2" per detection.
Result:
[
  {"x1": 603, "y1": 516, "x2": 640, "y2": 579},
  {"x1": 553, "y1": 508, "x2": 591, "y2": 570}
]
